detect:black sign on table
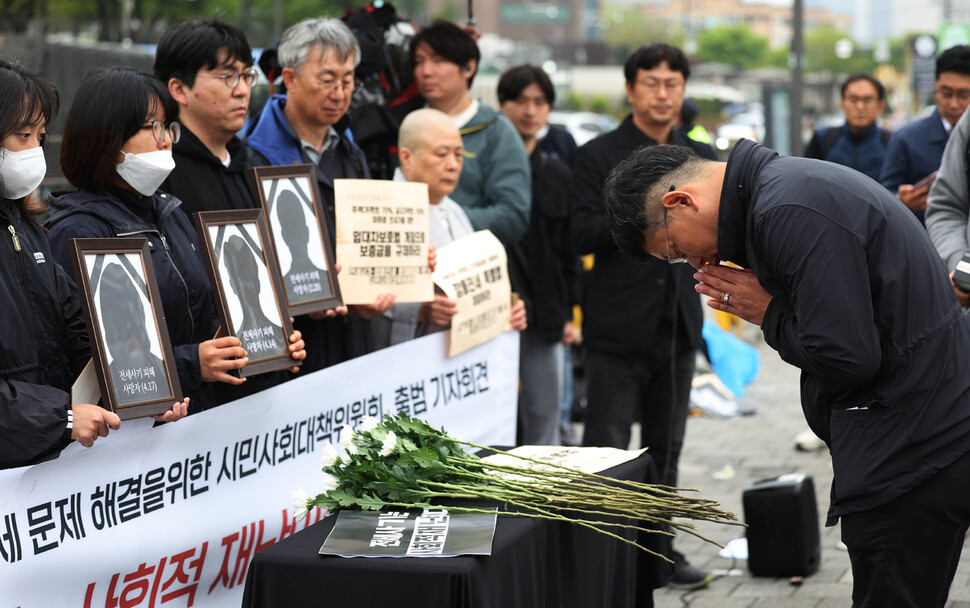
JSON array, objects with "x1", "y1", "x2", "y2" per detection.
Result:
[{"x1": 242, "y1": 452, "x2": 672, "y2": 608}]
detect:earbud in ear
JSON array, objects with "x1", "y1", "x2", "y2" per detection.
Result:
[{"x1": 465, "y1": 66, "x2": 473, "y2": 72}]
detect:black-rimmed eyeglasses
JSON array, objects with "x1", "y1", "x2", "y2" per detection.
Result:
[
  {"x1": 205, "y1": 68, "x2": 259, "y2": 89},
  {"x1": 663, "y1": 185, "x2": 687, "y2": 264}
]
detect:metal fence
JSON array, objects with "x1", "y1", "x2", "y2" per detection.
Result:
[{"x1": 0, "y1": 34, "x2": 155, "y2": 192}]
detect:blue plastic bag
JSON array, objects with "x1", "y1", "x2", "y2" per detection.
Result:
[{"x1": 702, "y1": 320, "x2": 760, "y2": 398}]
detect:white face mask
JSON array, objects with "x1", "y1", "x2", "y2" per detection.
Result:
[
  {"x1": 116, "y1": 149, "x2": 175, "y2": 197},
  {"x1": 0, "y1": 146, "x2": 47, "y2": 200}
]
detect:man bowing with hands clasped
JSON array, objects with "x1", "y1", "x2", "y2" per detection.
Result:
[{"x1": 603, "y1": 138, "x2": 970, "y2": 607}]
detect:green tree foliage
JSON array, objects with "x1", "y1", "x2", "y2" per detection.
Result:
[
  {"x1": 431, "y1": 1, "x2": 461, "y2": 22},
  {"x1": 696, "y1": 23, "x2": 768, "y2": 69},
  {"x1": 802, "y1": 25, "x2": 875, "y2": 74},
  {"x1": 35, "y1": 0, "x2": 351, "y2": 45},
  {"x1": 0, "y1": 0, "x2": 40, "y2": 33},
  {"x1": 601, "y1": 7, "x2": 683, "y2": 50}
]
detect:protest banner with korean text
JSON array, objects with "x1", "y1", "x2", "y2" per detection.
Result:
[{"x1": 0, "y1": 330, "x2": 518, "y2": 608}]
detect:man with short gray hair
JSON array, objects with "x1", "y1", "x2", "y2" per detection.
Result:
[{"x1": 246, "y1": 18, "x2": 393, "y2": 373}]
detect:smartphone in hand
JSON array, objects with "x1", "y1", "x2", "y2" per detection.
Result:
[{"x1": 913, "y1": 171, "x2": 938, "y2": 191}]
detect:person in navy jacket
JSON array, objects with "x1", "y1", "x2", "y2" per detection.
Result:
[
  {"x1": 0, "y1": 59, "x2": 186, "y2": 469},
  {"x1": 880, "y1": 44, "x2": 970, "y2": 224},
  {"x1": 804, "y1": 73, "x2": 890, "y2": 182}
]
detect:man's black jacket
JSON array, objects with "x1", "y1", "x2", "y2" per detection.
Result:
[
  {"x1": 508, "y1": 149, "x2": 577, "y2": 343},
  {"x1": 162, "y1": 129, "x2": 258, "y2": 217},
  {"x1": 571, "y1": 116, "x2": 715, "y2": 355},
  {"x1": 721, "y1": 139, "x2": 970, "y2": 523}
]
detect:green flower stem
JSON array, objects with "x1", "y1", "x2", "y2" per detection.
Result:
[
  {"x1": 392, "y1": 464, "x2": 738, "y2": 531},
  {"x1": 441, "y1": 460, "x2": 697, "y2": 509},
  {"x1": 410, "y1": 482, "x2": 674, "y2": 535},
  {"x1": 450, "y1": 448, "x2": 702, "y2": 499},
  {"x1": 457, "y1": 463, "x2": 736, "y2": 525},
  {"x1": 435, "y1": 467, "x2": 735, "y2": 525},
  {"x1": 371, "y1": 499, "x2": 675, "y2": 562},
  {"x1": 410, "y1": 481, "x2": 728, "y2": 548}
]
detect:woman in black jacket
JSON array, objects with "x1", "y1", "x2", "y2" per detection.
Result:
[
  {"x1": 46, "y1": 66, "x2": 305, "y2": 413},
  {"x1": 0, "y1": 59, "x2": 187, "y2": 469}
]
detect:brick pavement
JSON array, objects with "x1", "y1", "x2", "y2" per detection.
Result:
[{"x1": 629, "y1": 330, "x2": 970, "y2": 608}]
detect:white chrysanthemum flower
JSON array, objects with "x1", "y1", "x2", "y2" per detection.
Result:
[
  {"x1": 321, "y1": 472, "x2": 340, "y2": 492},
  {"x1": 360, "y1": 416, "x2": 379, "y2": 432},
  {"x1": 320, "y1": 443, "x2": 340, "y2": 468},
  {"x1": 291, "y1": 486, "x2": 311, "y2": 521},
  {"x1": 346, "y1": 441, "x2": 359, "y2": 455},
  {"x1": 379, "y1": 430, "x2": 398, "y2": 457},
  {"x1": 339, "y1": 424, "x2": 354, "y2": 446}
]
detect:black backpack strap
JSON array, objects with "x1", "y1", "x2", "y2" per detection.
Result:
[
  {"x1": 880, "y1": 128, "x2": 892, "y2": 148},
  {"x1": 546, "y1": 125, "x2": 572, "y2": 164},
  {"x1": 820, "y1": 126, "x2": 841, "y2": 159}
]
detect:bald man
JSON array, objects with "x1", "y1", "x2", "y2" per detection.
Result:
[{"x1": 372, "y1": 108, "x2": 526, "y2": 348}]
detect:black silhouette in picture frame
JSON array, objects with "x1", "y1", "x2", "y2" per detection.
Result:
[
  {"x1": 274, "y1": 188, "x2": 333, "y2": 303},
  {"x1": 221, "y1": 231, "x2": 287, "y2": 361},
  {"x1": 97, "y1": 260, "x2": 171, "y2": 405}
]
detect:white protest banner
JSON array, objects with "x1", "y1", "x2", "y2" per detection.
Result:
[
  {"x1": 0, "y1": 330, "x2": 518, "y2": 608},
  {"x1": 334, "y1": 178, "x2": 433, "y2": 304},
  {"x1": 432, "y1": 230, "x2": 512, "y2": 356}
]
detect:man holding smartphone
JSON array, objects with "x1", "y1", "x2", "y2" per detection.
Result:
[{"x1": 881, "y1": 45, "x2": 970, "y2": 224}]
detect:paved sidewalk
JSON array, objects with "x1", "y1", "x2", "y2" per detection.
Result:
[{"x1": 636, "y1": 331, "x2": 970, "y2": 608}]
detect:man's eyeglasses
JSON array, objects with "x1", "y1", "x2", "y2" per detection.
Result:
[
  {"x1": 314, "y1": 78, "x2": 358, "y2": 97},
  {"x1": 637, "y1": 79, "x2": 684, "y2": 94},
  {"x1": 663, "y1": 185, "x2": 687, "y2": 264},
  {"x1": 144, "y1": 120, "x2": 181, "y2": 144},
  {"x1": 207, "y1": 68, "x2": 259, "y2": 89},
  {"x1": 937, "y1": 87, "x2": 970, "y2": 103}
]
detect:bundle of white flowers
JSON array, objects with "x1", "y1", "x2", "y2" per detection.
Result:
[{"x1": 293, "y1": 414, "x2": 739, "y2": 559}]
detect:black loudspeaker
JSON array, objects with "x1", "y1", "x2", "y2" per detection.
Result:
[{"x1": 742, "y1": 474, "x2": 821, "y2": 577}]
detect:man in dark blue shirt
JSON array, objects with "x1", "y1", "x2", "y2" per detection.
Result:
[{"x1": 804, "y1": 74, "x2": 890, "y2": 181}]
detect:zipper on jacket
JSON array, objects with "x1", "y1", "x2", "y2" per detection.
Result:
[
  {"x1": 118, "y1": 229, "x2": 197, "y2": 344},
  {"x1": 8, "y1": 225, "x2": 21, "y2": 252},
  {"x1": 158, "y1": 234, "x2": 197, "y2": 344}
]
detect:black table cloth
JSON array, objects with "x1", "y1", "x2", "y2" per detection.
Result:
[{"x1": 241, "y1": 451, "x2": 672, "y2": 608}]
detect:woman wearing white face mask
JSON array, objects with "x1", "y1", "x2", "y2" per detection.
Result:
[
  {"x1": 0, "y1": 59, "x2": 188, "y2": 469},
  {"x1": 46, "y1": 66, "x2": 305, "y2": 415}
]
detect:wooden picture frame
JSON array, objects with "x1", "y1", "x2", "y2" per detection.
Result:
[
  {"x1": 194, "y1": 209, "x2": 298, "y2": 377},
  {"x1": 248, "y1": 164, "x2": 343, "y2": 316},
  {"x1": 69, "y1": 238, "x2": 182, "y2": 420}
]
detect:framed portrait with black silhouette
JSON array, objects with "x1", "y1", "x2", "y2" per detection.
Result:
[
  {"x1": 194, "y1": 209, "x2": 298, "y2": 377},
  {"x1": 69, "y1": 238, "x2": 182, "y2": 420},
  {"x1": 248, "y1": 164, "x2": 343, "y2": 316}
]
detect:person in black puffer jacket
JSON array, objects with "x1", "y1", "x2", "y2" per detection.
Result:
[
  {"x1": 497, "y1": 65, "x2": 579, "y2": 446},
  {"x1": 0, "y1": 59, "x2": 187, "y2": 469}
]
